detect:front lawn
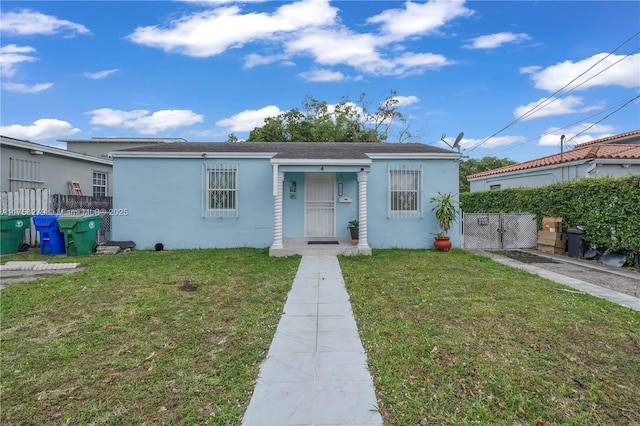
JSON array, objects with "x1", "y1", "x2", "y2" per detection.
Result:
[
  {"x1": 2, "y1": 249, "x2": 638, "y2": 425},
  {"x1": 1, "y1": 249, "x2": 300, "y2": 425},
  {"x1": 340, "y1": 250, "x2": 640, "y2": 425}
]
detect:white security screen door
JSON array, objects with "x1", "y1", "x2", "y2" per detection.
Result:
[{"x1": 305, "y1": 173, "x2": 336, "y2": 237}]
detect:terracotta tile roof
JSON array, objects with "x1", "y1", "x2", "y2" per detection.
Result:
[{"x1": 467, "y1": 143, "x2": 640, "y2": 179}]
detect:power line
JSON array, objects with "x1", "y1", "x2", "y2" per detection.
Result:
[
  {"x1": 468, "y1": 31, "x2": 640, "y2": 153},
  {"x1": 566, "y1": 95, "x2": 640, "y2": 144},
  {"x1": 481, "y1": 94, "x2": 640, "y2": 157}
]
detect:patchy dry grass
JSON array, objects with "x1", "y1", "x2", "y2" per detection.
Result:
[
  {"x1": 1, "y1": 249, "x2": 299, "y2": 425},
  {"x1": 340, "y1": 249, "x2": 640, "y2": 426}
]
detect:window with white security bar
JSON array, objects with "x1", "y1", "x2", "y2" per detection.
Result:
[
  {"x1": 203, "y1": 163, "x2": 238, "y2": 218},
  {"x1": 388, "y1": 164, "x2": 422, "y2": 218},
  {"x1": 9, "y1": 158, "x2": 42, "y2": 191},
  {"x1": 93, "y1": 171, "x2": 108, "y2": 197}
]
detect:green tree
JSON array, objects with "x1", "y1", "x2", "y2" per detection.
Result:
[
  {"x1": 247, "y1": 90, "x2": 413, "y2": 142},
  {"x1": 459, "y1": 156, "x2": 517, "y2": 193},
  {"x1": 226, "y1": 133, "x2": 239, "y2": 143}
]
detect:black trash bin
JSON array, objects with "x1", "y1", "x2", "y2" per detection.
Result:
[{"x1": 567, "y1": 227, "x2": 587, "y2": 258}]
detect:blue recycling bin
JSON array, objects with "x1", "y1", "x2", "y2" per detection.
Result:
[{"x1": 33, "y1": 214, "x2": 65, "y2": 255}]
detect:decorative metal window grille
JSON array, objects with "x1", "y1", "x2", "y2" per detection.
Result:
[
  {"x1": 203, "y1": 163, "x2": 238, "y2": 218},
  {"x1": 93, "y1": 172, "x2": 108, "y2": 197},
  {"x1": 388, "y1": 163, "x2": 422, "y2": 218},
  {"x1": 9, "y1": 158, "x2": 42, "y2": 191}
]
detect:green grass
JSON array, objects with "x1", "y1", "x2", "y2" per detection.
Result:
[
  {"x1": 1, "y1": 249, "x2": 300, "y2": 425},
  {"x1": 3, "y1": 249, "x2": 639, "y2": 425},
  {"x1": 339, "y1": 250, "x2": 640, "y2": 426}
]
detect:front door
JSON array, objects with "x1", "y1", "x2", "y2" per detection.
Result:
[{"x1": 305, "y1": 173, "x2": 335, "y2": 237}]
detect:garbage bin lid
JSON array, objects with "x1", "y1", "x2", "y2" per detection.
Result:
[{"x1": 33, "y1": 214, "x2": 60, "y2": 227}]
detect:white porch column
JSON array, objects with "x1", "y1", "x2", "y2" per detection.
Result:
[
  {"x1": 357, "y1": 171, "x2": 369, "y2": 249},
  {"x1": 271, "y1": 171, "x2": 285, "y2": 249}
]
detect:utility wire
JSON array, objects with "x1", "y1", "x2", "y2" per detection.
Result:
[
  {"x1": 566, "y1": 95, "x2": 640, "y2": 144},
  {"x1": 517, "y1": 46, "x2": 639, "y2": 122},
  {"x1": 481, "y1": 94, "x2": 640, "y2": 157},
  {"x1": 467, "y1": 31, "x2": 640, "y2": 153}
]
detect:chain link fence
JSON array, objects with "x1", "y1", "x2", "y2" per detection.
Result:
[
  {"x1": 52, "y1": 194, "x2": 113, "y2": 243},
  {"x1": 463, "y1": 213, "x2": 537, "y2": 250}
]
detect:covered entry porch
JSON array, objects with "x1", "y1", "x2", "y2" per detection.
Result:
[{"x1": 268, "y1": 160, "x2": 372, "y2": 257}]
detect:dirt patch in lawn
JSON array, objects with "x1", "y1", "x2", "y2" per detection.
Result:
[{"x1": 178, "y1": 280, "x2": 198, "y2": 292}]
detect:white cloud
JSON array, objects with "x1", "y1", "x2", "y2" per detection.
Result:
[
  {"x1": 460, "y1": 135, "x2": 525, "y2": 150},
  {"x1": 286, "y1": 29, "x2": 380, "y2": 69},
  {"x1": 0, "y1": 9, "x2": 91, "y2": 37},
  {"x1": 367, "y1": 0, "x2": 473, "y2": 40},
  {"x1": 0, "y1": 44, "x2": 38, "y2": 78},
  {"x1": 463, "y1": 32, "x2": 530, "y2": 49},
  {"x1": 395, "y1": 52, "x2": 452, "y2": 71},
  {"x1": 2, "y1": 82, "x2": 53, "y2": 93},
  {"x1": 299, "y1": 68, "x2": 345, "y2": 82},
  {"x1": 127, "y1": 0, "x2": 337, "y2": 57},
  {"x1": 216, "y1": 105, "x2": 284, "y2": 132},
  {"x1": 84, "y1": 69, "x2": 119, "y2": 80},
  {"x1": 391, "y1": 95, "x2": 419, "y2": 107},
  {"x1": 513, "y1": 95, "x2": 602, "y2": 120},
  {"x1": 537, "y1": 124, "x2": 618, "y2": 147},
  {"x1": 244, "y1": 53, "x2": 279, "y2": 68},
  {"x1": 0, "y1": 119, "x2": 80, "y2": 140},
  {"x1": 526, "y1": 53, "x2": 640, "y2": 92},
  {"x1": 519, "y1": 65, "x2": 541, "y2": 74},
  {"x1": 128, "y1": 0, "x2": 465, "y2": 77},
  {"x1": 87, "y1": 108, "x2": 204, "y2": 134},
  {"x1": 286, "y1": 29, "x2": 452, "y2": 76}
]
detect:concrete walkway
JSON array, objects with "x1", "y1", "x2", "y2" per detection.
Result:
[
  {"x1": 485, "y1": 252, "x2": 640, "y2": 311},
  {"x1": 242, "y1": 256, "x2": 382, "y2": 426}
]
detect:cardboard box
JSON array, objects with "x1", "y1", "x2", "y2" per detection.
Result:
[
  {"x1": 537, "y1": 244, "x2": 565, "y2": 254},
  {"x1": 537, "y1": 231, "x2": 566, "y2": 248},
  {"x1": 542, "y1": 217, "x2": 562, "y2": 233}
]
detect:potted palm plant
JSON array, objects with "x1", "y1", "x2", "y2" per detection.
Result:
[
  {"x1": 348, "y1": 219, "x2": 359, "y2": 245},
  {"x1": 429, "y1": 192, "x2": 459, "y2": 251}
]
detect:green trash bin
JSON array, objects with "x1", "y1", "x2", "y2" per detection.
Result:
[
  {"x1": 57, "y1": 215, "x2": 102, "y2": 256},
  {"x1": 0, "y1": 214, "x2": 31, "y2": 255}
]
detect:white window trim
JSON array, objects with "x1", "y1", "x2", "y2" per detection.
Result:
[
  {"x1": 92, "y1": 171, "x2": 108, "y2": 197},
  {"x1": 388, "y1": 163, "x2": 423, "y2": 218},
  {"x1": 202, "y1": 163, "x2": 239, "y2": 218}
]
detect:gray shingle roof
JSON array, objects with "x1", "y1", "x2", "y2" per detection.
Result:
[{"x1": 116, "y1": 142, "x2": 455, "y2": 159}]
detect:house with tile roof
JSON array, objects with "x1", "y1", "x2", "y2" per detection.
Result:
[
  {"x1": 110, "y1": 142, "x2": 461, "y2": 255},
  {"x1": 467, "y1": 130, "x2": 640, "y2": 192}
]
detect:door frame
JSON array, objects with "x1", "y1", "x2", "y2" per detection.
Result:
[{"x1": 304, "y1": 173, "x2": 336, "y2": 237}]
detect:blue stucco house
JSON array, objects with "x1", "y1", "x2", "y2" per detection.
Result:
[{"x1": 110, "y1": 142, "x2": 461, "y2": 255}]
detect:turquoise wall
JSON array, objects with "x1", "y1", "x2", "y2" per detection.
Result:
[
  {"x1": 282, "y1": 172, "x2": 359, "y2": 238},
  {"x1": 113, "y1": 157, "x2": 461, "y2": 250},
  {"x1": 366, "y1": 159, "x2": 461, "y2": 249},
  {"x1": 113, "y1": 157, "x2": 273, "y2": 249}
]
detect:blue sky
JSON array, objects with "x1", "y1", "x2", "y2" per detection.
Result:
[{"x1": 1, "y1": 0, "x2": 639, "y2": 162}]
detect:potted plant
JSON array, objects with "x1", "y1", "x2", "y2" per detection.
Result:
[
  {"x1": 348, "y1": 219, "x2": 359, "y2": 245},
  {"x1": 429, "y1": 192, "x2": 459, "y2": 251}
]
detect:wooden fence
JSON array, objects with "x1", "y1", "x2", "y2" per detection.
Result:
[
  {"x1": 1, "y1": 188, "x2": 52, "y2": 247},
  {"x1": 1, "y1": 189, "x2": 113, "y2": 249}
]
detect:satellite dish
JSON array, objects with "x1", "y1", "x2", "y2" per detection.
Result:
[
  {"x1": 441, "y1": 131, "x2": 464, "y2": 151},
  {"x1": 452, "y1": 132, "x2": 464, "y2": 150}
]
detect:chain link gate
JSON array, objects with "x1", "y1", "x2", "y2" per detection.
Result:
[{"x1": 463, "y1": 213, "x2": 537, "y2": 250}]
